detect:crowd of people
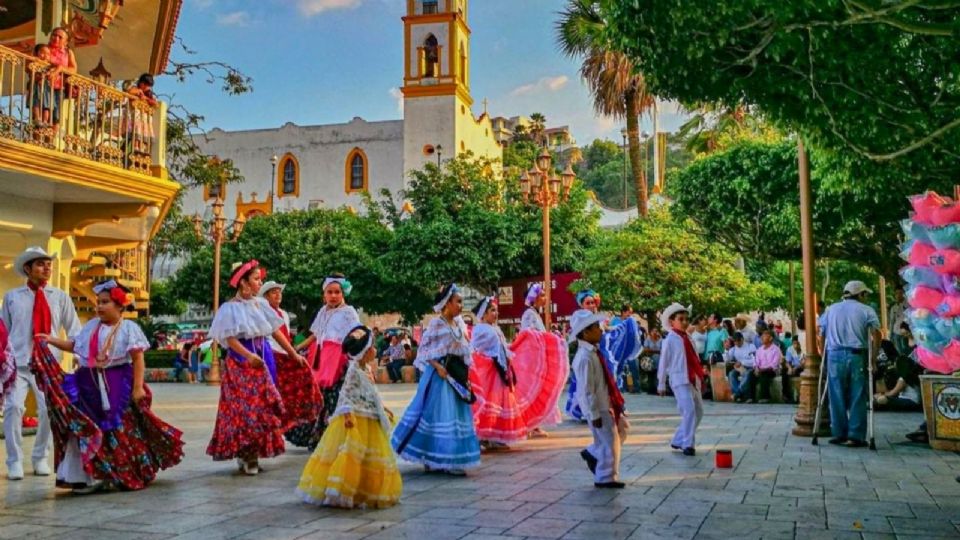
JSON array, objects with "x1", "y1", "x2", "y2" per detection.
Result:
[{"x1": 0, "y1": 244, "x2": 948, "y2": 507}]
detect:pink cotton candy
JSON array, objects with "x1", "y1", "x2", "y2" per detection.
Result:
[
  {"x1": 930, "y1": 248, "x2": 960, "y2": 275},
  {"x1": 917, "y1": 345, "x2": 957, "y2": 374},
  {"x1": 908, "y1": 242, "x2": 937, "y2": 267},
  {"x1": 935, "y1": 341, "x2": 960, "y2": 373},
  {"x1": 909, "y1": 285, "x2": 944, "y2": 311},
  {"x1": 910, "y1": 192, "x2": 948, "y2": 225}
]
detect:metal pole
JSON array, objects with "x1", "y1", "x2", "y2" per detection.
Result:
[
  {"x1": 270, "y1": 162, "x2": 276, "y2": 213},
  {"x1": 879, "y1": 276, "x2": 888, "y2": 338},
  {"x1": 543, "y1": 194, "x2": 552, "y2": 329},
  {"x1": 793, "y1": 138, "x2": 825, "y2": 436},
  {"x1": 207, "y1": 233, "x2": 223, "y2": 385}
]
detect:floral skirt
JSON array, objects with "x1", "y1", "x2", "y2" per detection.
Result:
[
  {"x1": 391, "y1": 366, "x2": 480, "y2": 470},
  {"x1": 274, "y1": 352, "x2": 323, "y2": 431},
  {"x1": 297, "y1": 414, "x2": 402, "y2": 509},
  {"x1": 285, "y1": 377, "x2": 343, "y2": 449},
  {"x1": 30, "y1": 343, "x2": 183, "y2": 490},
  {"x1": 207, "y1": 354, "x2": 286, "y2": 461}
]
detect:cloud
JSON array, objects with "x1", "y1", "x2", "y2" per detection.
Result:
[
  {"x1": 389, "y1": 87, "x2": 403, "y2": 114},
  {"x1": 510, "y1": 76, "x2": 569, "y2": 97},
  {"x1": 216, "y1": 11, "x2": 250, "y2": 26},
  {"x1": 298, "y1": 0, "x2": 363, "y2": 16}
]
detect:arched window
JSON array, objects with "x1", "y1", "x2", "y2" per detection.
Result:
[
  {"x1": 344, "y1": 148, "x2": 369, "y2": 193},
  {"x1": 423, "y1": 35, "x2": 439, "y2": 78},
  {"x1": 422, "y1": 0, "x2": 438, "y2": 14},
  {"x1": 275, "y1": 153, "x2": 300, "y2": 198}
]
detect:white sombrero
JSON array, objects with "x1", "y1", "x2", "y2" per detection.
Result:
[
  {"x1": 258, "y1": 280, "x2": 286, "y2": 297},
  {"x1": 13, "y1": 246, "x2": 56, "y2": 278},
  {"x1": 660, "y1": 303, "x2": 692, "y2": 331}
]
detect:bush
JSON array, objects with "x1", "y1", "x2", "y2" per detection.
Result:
[{"x1": 144, "y1": 350, "x2": 178, "y2": 369}]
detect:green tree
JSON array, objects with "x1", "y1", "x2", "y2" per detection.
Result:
[
  {"x1": 147, "y1": 279, "x2": 187, "y2": 317},
  {"x1": 557, "y1": 0, "x2": 655, "y2": 217},
  {"x1": 582, "y1": 159, "x2": 634, "y2": 209},
  {"x1": 529, "y1": 112, "x2": 547, "y2": 146},
  {"x1": 577, "y1": 209, "x2": 775, "y2": 318},
  {"x1": 170, "y1": 209, "x2": 414, "y2": 325},
  {"x1": 579, "y1": 139, "x2": 622, "y2": 173}
]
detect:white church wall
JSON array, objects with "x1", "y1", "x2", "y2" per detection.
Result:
[
  {"x1": 408, "y1": 24, "x2": 451, "y2": 78},
  {"x1": 403, "y1": 95, "x2": 457, "y2": 175},
  {"x1": 183, "y1": 118, "x2": 404, "y2": 221}
]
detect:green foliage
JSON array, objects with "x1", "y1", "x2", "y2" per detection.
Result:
[
  {"x1": 577, "y1": 208, "x2": 775, "y2": 318},
  {"x1": 579, "y1": 139, "x2": 623, "y2": 172},
  {"x1": 144, "y1": 349, "x2": 179, "y2": 369},
  {"x1": 148, "y1": 279, "x2": 187, "y2": 317},
  {"x1": 756, "y1": 259, "x2": 881, "y2": 312},
  {"x1": 582, "y1": 159, "x2": 634, "y2": 209}
]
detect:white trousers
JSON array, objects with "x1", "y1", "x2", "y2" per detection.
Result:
[
  {"x1": 3, "y1": 367, "x2": 52, "y2": 467},
  {"x1": 587, "y1": 410, "x2": 621, "y2": 483},
  {"x1": 670, "y1": 381, "x2": 703, "y2": 449},
  {"x1": 56, "y1": 437, "x2": 93, "y2": 485}
]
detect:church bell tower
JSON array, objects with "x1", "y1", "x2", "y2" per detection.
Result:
[{"x1": 402, "y1": 0, "x2": 500, "y2": 177}]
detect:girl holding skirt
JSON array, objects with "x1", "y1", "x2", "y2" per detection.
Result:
[
  {"x1": 37, "y1": 280, "x2": 183, "y2": 493},
  {"x1": 516, "y1": 283, "x2": 568, "y2": 436},
  {"x1": 206, "y1": 260, "x2": 306, "y2": 475},
  {"x1": 259, "y1": 280, "x2": 323, "y2": 434},
  {"x1": 391, "y1": 283, "x2": 480, "y2": 476},
  {"x1": 471, "y1": 295, "x2": 567, "y2": 447},
  {"x1": 297, "y1": 325, "x2": 402, "y2": 508},
  {"x1": 288, "y1": 274, "x2": 361, "y2": 449}
]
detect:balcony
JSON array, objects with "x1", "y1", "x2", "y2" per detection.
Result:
[{"x1": 0, "y1": 44, "x2": 167, "y2": 176}]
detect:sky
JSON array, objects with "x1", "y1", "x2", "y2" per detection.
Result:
[{"x1": 167, "y1": 0, "x2": 688, "y2": 144}]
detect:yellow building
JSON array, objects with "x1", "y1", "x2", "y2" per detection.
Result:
[{"x1": 0, "y1": 0, "x2": 181, "y2": 319}]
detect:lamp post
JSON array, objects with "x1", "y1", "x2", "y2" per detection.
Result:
[
  {"x1": 518, "y1": 148, "x2": 575, "y2": 328},
  {"x1": 620, "y1": 128, "x2": 628, "y2": 210},
  {"x1": 269, "y1": 154, "x2": 278, "y2": 213},
  {"x1": 192, "y1": 198, "x2": 247, "y2": 385},
  {"x1": 435, "y1": 144, "x2": 443, "y2": 167}
]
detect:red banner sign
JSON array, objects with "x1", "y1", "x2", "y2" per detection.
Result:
[{"x1": 497, "y1": 272, "x2": 581, "y2": 328}]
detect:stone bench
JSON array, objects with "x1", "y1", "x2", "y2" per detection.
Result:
[
  {"x1": 710, "y1": 364, "x2": 802, "y2": 403},
  {"x1": 375, "y1": 365, "x2": 417, "y2": 384}
]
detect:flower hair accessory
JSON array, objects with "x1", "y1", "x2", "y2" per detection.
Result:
[
  {"x1": 229, "y1": 259, "x2": 263, "y2": 288},
  {"x1": 576, "y1": 289, "x2": 598, "y2": 308},
  {"x1": 93, "y1": 280, "x2": 134, "y2": 307},
  {"x1": 323, "y1": 276, "x2": 353, "y2": 296}
]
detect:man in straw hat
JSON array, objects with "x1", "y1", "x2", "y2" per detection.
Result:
[
  {"x1": 819, "y1": 280, "x2": 881, "y2": 448},
  {"x1": 658, "y1": 303, "x2": 705, "y2": 456},
  {"x1": 570, "y1": 309, "x2": 626, "y2": 489},
  {"x1": 1, "y1": 246, "x2": 80, "y2": 480}
]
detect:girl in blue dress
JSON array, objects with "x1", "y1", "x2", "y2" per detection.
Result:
[{"x1": 391, "y1": 283, "x2": 480, "y2": 476}]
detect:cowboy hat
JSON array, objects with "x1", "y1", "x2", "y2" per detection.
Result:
[
  {"x1": 568, "y1": 309, "x2": 606, "y2": 343},
  {"x1": 660, "y1": 302, "x2": 692, "y2": 331},
  {"x1": 14, "y1": 246, "x2": 56, "y2": 278},
  {"x1": 258, "y1": 280, "x2": 286, "y2": 297}
]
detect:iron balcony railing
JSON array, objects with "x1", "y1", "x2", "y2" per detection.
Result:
[{"x1": 0, "y1": 43, "x2": 165, "y2": 175}]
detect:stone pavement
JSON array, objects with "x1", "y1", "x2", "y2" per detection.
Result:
[{"x1": 1, "y1": 384, "x2": 959, "y2": 540}]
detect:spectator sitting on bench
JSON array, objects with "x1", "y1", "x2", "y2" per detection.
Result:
[
  {"x1": 782, "y1": 338, "x2": 804, "y2": 403},
  {"x1": 874, "y1": 355, "x2": 923, "y2": 412},
  {"x1": 381, "y1": 334, "x2": 407, "y2": 383},
  {"x1": 754, "y1": 330, "x2": 783, "y2": 404},
  {"x1": 724, "y1": 332, "x2": 757, "y2": 403}
]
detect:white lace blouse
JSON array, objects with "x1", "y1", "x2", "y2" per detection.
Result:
[
  {"x1": 71, "y1": 319, "x2": 150, "y2": 368},
  {"x1": 208, "y1": 296, "x2": 283, "y2": 342},
  {"x1": 520, "y1": 307, "x2": 546, "y2": 332},
  {"x1": 470, "y1": 323, "x2": 512, "y2": 361},
  {"x1": 332, "y1": 361, "x2": 391, "y2": 433},
  {"x1": 413, "y1": 316, "x2": 472, "y2": 371},
  {"x1": 309, "y1": 304, "x2": 361, "y2": 343}
]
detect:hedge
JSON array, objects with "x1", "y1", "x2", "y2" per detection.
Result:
[{"x1": 144, "y1": 350, "x2": 178, "y2": 369}]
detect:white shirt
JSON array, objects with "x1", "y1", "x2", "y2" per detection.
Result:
[
  {"x1": 819, "y1": 299, "x2": 880, "y2": 350},
  {"x1": 723, "y1": 343, "x2": 758, "y2": 368},
  {"x1": 1, "y1": 284, "x2": 81, "y2": 367},
  {"x1": 309, "y1": 304, "x2": 361, "y2": 343},
  {"x1": 690, "y1": 330, "x2": 707, "y2": 355},
  {"x1": 658, "y1": 331, "x2": 692, "y2": 392},
  {"x1": 71, "y1": 319, "x2": 150, "y2": 368},
  {"x1": 267, "y1": 307, "x2": 292, "y2": 354},
  {"x1": 470, "y1": 322, "x2": 512, "y2": 361},
  {"x1": 520, "y1": 307, "x2": 546, "y2": 332},
  {"x1": 740, "y1": 327, "x2": 758, "y2": 346},
  {"x1": 572, "y1": 340, "x2": 609, "y2": 422}
]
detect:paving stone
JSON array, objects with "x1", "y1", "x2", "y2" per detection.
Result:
[
  {"x1": 507, "y1": 517, "x2": 578, "y2": 539},
  {"x1": 889, "y1": 517, "x2": 960, "y2": 536},
  {"x1": 561, "y1": 521, "x2": 638, "y2": 539}
]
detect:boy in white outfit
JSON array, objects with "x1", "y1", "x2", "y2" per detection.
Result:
[
  {"x1": 570, "y1": 310, "x2": 626, "y2": 489},
  {"x1": 657, "y1": 303, "x2": 705, "y2": 456}
]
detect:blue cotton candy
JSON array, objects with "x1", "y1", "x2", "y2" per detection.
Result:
[
  {"x1": 928, "y1": 224, "x2": 960, "y2": 249},
  {"x1": 914, "y1": 325, "x2": 948, "y2": 353},
  {"x1": 935, "y1": 317, "x2": 960, "y2": 341},
  {"x1": 901, "y1": 219, "x2": 930, "y2": 243},
  {"x1": 901, "y1": 265, "x2": 943, "y2": 290}
]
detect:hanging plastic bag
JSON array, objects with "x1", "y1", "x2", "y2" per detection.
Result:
[
  {"x1": 901, "y1": 265, "x2": 942, "y2": 290},
  {"x1": 929, "y1": 248, "x2": 960, "y2": 275},
  {"x1": 935, "y1": 317, "x2": 960, "y2": 341},
  {"x1": 908, "y1": 285, "x2": 944, "y2": 311},
  {"x1": 927, "y1": 224, "x2": 960, "y2": 250},
  {"x1": 937, "y1": 294, "x2": 960, "y2": 317},
  {"x1": 906, "y1": 242, "x2": 937, "y2": 267},
  {"x1": 901, "y1": 219, "x2": 930, "y2": 243},
  {"x1": 909, "y1": 192, "x2": 947, "y2": 225}
]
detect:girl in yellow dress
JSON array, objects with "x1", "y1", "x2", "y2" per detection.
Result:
[{"x1": 297, "y1": 325, "x2": 402, "y2": 509}]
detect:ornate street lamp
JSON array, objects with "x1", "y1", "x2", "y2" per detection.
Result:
[
  {"x1": 192, "y1": 198, "x2": 247, "y2": 385},
  {"x1": 519, "y1": 148, "x2": 574, "y2": 328},
  {"x1": 269, "y1": 154, "x2": 279, "y2": 213}
]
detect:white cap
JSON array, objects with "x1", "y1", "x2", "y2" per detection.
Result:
[
  {"x1": 568, "y1": 309, "x2": 606, "y2": 343},
  {"x1": 14, "y1": 246, "x2": 56, "y2": 278},
  {"x1": 660, "y1": 302, "x2": 692, "y2": 331},
  {"x1": 258, "y1": 281, "x2": 285, "y2": 297},
  {"x1": 843, "y1": 280, "x2": 872, "y2": 297}
]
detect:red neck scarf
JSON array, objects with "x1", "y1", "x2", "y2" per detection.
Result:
[
  {"x1": 27, "y1": 281, "x2": 51, "y2": 340},
  {"x1": 674, "y1": 329, "x2": 705, "y2": 384},
  {"x1": 597, "y1": 350, "x2": 625, "y2": 422},
  {"x1": 271, "y1": 307, "x2": 290, "y2": 341}
]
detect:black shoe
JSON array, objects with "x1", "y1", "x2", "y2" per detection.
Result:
[
  {"x1": 594, "y1": 481, "x2": 626, "y2": 489},
  {"x1": 670, "y1": 444, "x2": 681, "y2": 450},
  {"x1": 828, "y1": 437, "x2": 848, "y2": 446},
  {"x1": 906, "y1": 431, "x2": 929, "y2": 443},
  {"x1": 748, "y1": 399, "x2": 758, "y2": 404},
  {"x1": 846, "y1": 439, "x2": 867, "y2": 448},
  {"x1": 580, "y1": 449, "x2": 597, "y2": 474},
  {"x1": 682, "y1": 447, "x2": 696, "y2": 456},
  {"x1": 734, "y1": 396, "x2": 745, "y2": 403}
]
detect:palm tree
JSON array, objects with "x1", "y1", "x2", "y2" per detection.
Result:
[
  {"x1": 556, "y1": 0, "x2": 654, "y2": 217},
  {"x1": 529, "y1": 112, "x2": 547, "y2": 147}
]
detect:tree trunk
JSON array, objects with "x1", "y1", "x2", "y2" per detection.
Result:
[{"x1": 625, "y1": 89, "x2": 648, "y2": 217}]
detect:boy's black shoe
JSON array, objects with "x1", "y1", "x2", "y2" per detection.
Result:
[
  {"x1": 682, "y1": 447, "x2": 696, "y2": 456},
  {"x1": 846, "y1": 439, "x2": 867, "y2": 448},
  {"x1": 670, "y1": 444, "x2": 681, "y2": 450},
  {"x1": 828, "y1": 437, "x2": 848, "y2": 446},
  {"x1": 594, "y1": 481, "x2": 626, "y2": 489},
  {"x1": 906, "y1": 430, "x2": 928, "y2": 443},
  {"x1": 580, "y1": 449, "x2": 597, "y2": 474}
]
